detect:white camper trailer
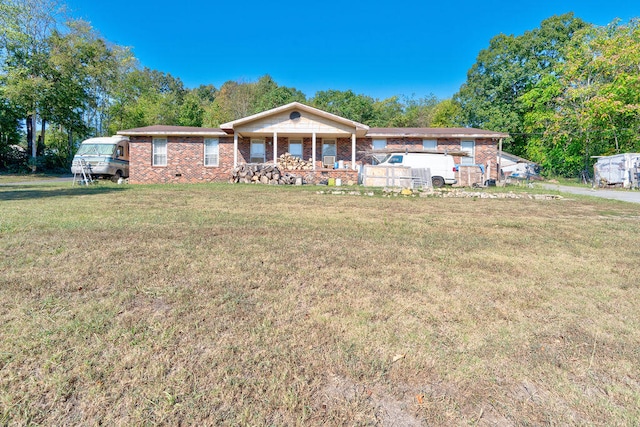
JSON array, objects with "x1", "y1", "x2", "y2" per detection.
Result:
[
  {"x1": 71, "y1": 136, "x2": 130, "y2": 181},
  {"x1": 593, "y1": 153, "x2": 640, "y2": 188}
]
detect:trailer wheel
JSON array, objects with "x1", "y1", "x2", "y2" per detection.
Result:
[{"x1": 432, "y1": 176, "x2": 445, "y2": 188}]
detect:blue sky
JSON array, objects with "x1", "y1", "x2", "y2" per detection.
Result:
[{"x1": 65, "y1": 0, "x2": 638, "y2": 100}]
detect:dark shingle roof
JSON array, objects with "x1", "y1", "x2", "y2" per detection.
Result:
[
  {"x1": 116, "y1": 125, "x2": 509, "y2": 139},
  {"x1": 366, "y1": 127, "x2": 509, "y2": 138},
  {"x1": 117, "y1": 125, "x2": 226, "y2": 136}
]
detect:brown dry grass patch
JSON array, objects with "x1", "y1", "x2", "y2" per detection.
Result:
[{"x1": 1, "y1": 182, "x2": 639, "y2": 425}]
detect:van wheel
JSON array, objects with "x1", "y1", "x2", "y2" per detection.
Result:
[
  {"x1": 111, "y1": 170, "x2": 122, "y2": 183},
  {"x1": 432, "y1": 176, "x2": 445, "y2": 188}
]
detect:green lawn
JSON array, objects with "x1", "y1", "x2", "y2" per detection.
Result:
[{"x1": 1, "y1": 182, "x2": 638, "y2": 425}]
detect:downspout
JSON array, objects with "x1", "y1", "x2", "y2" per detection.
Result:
[{"x1": 233, "y1": 132, "x2": 238, "y2": 168}]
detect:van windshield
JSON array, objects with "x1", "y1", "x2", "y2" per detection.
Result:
[
  {"x1": 382, "y1": 154, "x2": 403, "y2": 164},
  {"x1": 76, "y1": 144, "x2": 115, "y2": 156}
]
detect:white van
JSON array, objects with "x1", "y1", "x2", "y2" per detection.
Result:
[
  {"x1": 378, "y1": 152, "x2": 457, "y2": 187},
  {"x1": 71, "y1": 136, "x2": 129, "y2": 181}
]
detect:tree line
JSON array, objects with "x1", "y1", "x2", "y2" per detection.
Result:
[
  {"x1": 455, "y1": 14, "x2": 640, "y2": 176},
  {"x1": 1, "y1": 1, "x2": 638, "y2": 177}
]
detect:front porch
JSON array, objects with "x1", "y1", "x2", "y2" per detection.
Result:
[
  {"x1": 231, "y1": 159, "x2": 359, "y2": 185},
  {"x1": 220, "y1": 102, "x2": 370, "y2": 175},
  {"x1": 234, "y1": 135, "x2": 362, "y2": 172}
]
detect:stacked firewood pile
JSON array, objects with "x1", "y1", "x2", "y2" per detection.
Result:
[
  {"x1": 278, "y1": 153, "x2": 314, "y2": 171},
  {"x1": 231, "y1": 163, "x2": 305, "y2": 185}
]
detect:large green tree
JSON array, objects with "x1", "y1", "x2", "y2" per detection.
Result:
[
  {"x1": 1, "y1": 0, "x2": 129, "y2": 168},
  {"x1": 431, "y1": 99, "x2": 463, "y2": 127},
  {"x1": 43, "y1": 20, "x2": 128, "y2": 165},
  {"x1": 0, "y1": 94, "x2": 23, "y2": 167},
  {"x1": 108, "y1": 68, "x2": 186, "y2": 132},
  {"x1": 396, "y1": 95, "x2": 440, "y2": 127},
  {"x1": 310, "y1": 89, "x2": 376, "y2": 124},
  {"x1": 203, "y1": 76, "x2": 306, "y2": 126},
  {"x1": 178, "y1": 84, "x2": 218, "y2": 127},
  {"x1": 204, "y1": 80, "x2": 255, "y2": 126},
  {"x1": 370, "y1": 96, "x2": 404, "y2": 127},
  {"x1": 251, "y1": 75, "x2": 305, "y2": 114},
  {"x1": 455, "y1": 13, "x2": 587, "y2": 155},
  {"x1": 0, "y1": 0, "x2": 65, "y2": 156},
  {"x1": 522, "y1": 19, "x2": 640, "y2": 176}
]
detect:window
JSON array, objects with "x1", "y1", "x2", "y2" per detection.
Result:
[
  {"x1": 250, "y1": 140, "x2": 265, "y2": 163},
  {"x1": 372, "y1": 139, "x2": 388, "y2": 163},
  {"x1": 289, "y1": 139, "x2": 303, "y2": 159},
  {"x1": 322, "y1": 140, "x2": 336, "y2": 157},
  {"x1": 204, "y1": 138, "x2": 219, "y2": 167},
  {"x1": 460, "y1": 140, "x2": 475, "y2": 165},
  {"x1": 322, "y1": 139, "x2": 337, "y2": 168},
  {"x1": 152, "y1": 138, "x2": 167, "y2": 166},
  {"x1": 116, "y1": 143, "x2": 129, "y2": 160},
  {"x1": 386, "y1": 155, "x2": 403, "y2": 164},
  {"x1": 423, "y1": 139, "x2": 437, "y2": 151},
  {"x1": 372, "y1": 139, "x2": 387, "y2": 150}
]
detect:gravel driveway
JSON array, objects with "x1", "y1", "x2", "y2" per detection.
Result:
[{"x1": 540, "y1": 183, "x2": 640, "y2": 204}]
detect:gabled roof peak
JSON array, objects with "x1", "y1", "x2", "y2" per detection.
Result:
[{"x1": 219, "y1": 102, "x2": 370, "y2": 132}]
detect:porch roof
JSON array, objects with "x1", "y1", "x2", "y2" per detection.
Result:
[
  {"x1": 366, "y1": 127, "x2": 510, "y2": 139},
  {"x1": 117, "y1": 125, "x2": 227, "y2": 137}
]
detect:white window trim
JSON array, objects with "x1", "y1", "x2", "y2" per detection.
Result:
[
  {"x1": 289, "y1": 139, "x2": 303, "y2": 159},
  {"x1": 250, "y1": 139, "x2": 266, "y2": 163},
  {"x1": 204, "y1": 138, "x2": 219, "y2": 167},
  {"x1": 152, "y1": 137, "x2": 167, "y2": 167},
  {"x1": 461, "y1": 140, "x2": 476, "y2": 165}
]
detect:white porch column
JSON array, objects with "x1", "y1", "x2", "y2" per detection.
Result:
[
  {"x1": 498, "y1": 138, "x2": 503, "y2": 181},
  {"x1": 273, "y1": 132, "x2": 278, "y2": 166},
  {"x1": 351, "y1": 133, "x2": 356, "y2": 170},
  {"x1": 233, "y1": 133, "x2": 238, "y2": 168},
  {"x1": 312, "y1": 132, "x2": 317, "y2": 171}
]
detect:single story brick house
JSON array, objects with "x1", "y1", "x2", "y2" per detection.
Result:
[{"x1": 117, "y1": 102, "x2": 509, "y2": 185}]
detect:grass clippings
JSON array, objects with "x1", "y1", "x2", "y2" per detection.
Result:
[{"x1": 1, "y1": 182, "x2": 638, "y2": 425}]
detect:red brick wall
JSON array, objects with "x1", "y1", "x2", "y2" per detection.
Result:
[
  {"x1": 474, "y1": 139, "x2": 498, "y2": 180},
  {"x1": 129, "y1": 134, "x2": 498, "y2": 184},
  {"x1": 360, "y1": 137, "x2": 498, "y2": 180},
  {"x1": 305, "y1": 169, "x2": 359, "y2": 184},
  {"x1": 129, "y1": 136, "x2": 235, "y2": 184}
]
